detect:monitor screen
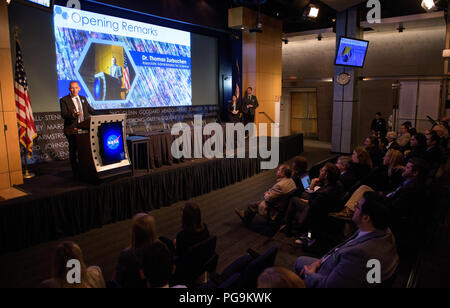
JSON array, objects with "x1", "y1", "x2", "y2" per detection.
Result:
[
  {"x1": 301, "y1": 175, "x2": 311, "y2": 190},
  {"x1": 16, "y1": 0, "x2": 53, "y2": 12},
  {"x1": 335, "y1": 37, "x2": 369, "y2": 68},
  {"x1": 53, "y1": 5, "x2": 191, "y2": 109},
  {"x1": 99, "y1": 122, "x2": 126, "y2": 165}
]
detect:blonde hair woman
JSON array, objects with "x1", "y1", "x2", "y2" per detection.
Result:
[{"x1": 41, "y1": 241, "x2": 105, "y2": 288}]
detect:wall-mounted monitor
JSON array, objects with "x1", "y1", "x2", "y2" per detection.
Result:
[
  {"x1": 335, "y1": 37, "x2": 369, "y2": 68},
  {"x1": 16, "y1": 0, "x2": 54, "y2": 12}
]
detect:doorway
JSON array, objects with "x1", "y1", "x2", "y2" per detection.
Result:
[{"x1": 290, "y1": 91, "x2": 318, "y2": 138}]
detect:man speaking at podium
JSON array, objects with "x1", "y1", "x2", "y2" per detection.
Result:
[{"x1": 60, "y1": 81, "x2": 95, "y2": 176}]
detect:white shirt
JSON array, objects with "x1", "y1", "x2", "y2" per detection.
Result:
[
  {"x1": 71, "y1": 95, "x2": 84, "y2": 123},
  {"x1": 71, "y1": 96, "x2": 82, "y2": 112}
]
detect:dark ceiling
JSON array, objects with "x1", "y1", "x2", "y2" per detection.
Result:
[
  {"x1": 88, "y1": 0, "x2": 447, "y2": 34},
  {"x1": 232, "y1": 0, "x2": 448, "y2": 33}
]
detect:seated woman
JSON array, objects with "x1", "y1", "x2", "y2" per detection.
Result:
[
  {"x1": 41, "y1": 241, "x2": 105, "y2": 288},
  {"x1": 175, "y1": 202, "x2": 210, "y2": 258},
  {"x1": 350, "y1": 147, "x2": 373, "y2": 181},
  {"x1": 331, "y1": 149, "x2": 405, "y2": 219},
  {"x1": 115, "y1": 213, "x2": 159, "y2": 288},
  {"x1": 404, "y1": 133, "x2": 427, "y2": 163},
  {"x1": 382, "y1": 149, "x2": 405, "y2": 193},
  {"x1": 364, "y1": 136, "x2": 383, "y2": 167}
]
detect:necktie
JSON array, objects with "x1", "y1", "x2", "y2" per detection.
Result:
[
  {"x1": 76, "y1": 97, "x2": 84, "y2": 123},
  {"x1": 233, "y1": 103, "x2": 236, "y2": 112}
]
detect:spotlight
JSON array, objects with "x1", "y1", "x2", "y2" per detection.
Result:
[
  {"x1": 303, "y1": 3, "x2": 320, "y2": 19},
  {"x1": 397, "y1": 23, "x2": 405, "y2": 32},
  {"x1": 421, "y1": 0, "x2": 436, "y2": 12},
  {"x1": 308, "y1": 5, "x2": 320, "y2": 18},
  {"x1": 282, "y1": 38, "x2": 289, "y2": 44},
  {"x1": 317, "y1": 34, "x2": 322, "y2": 41}
]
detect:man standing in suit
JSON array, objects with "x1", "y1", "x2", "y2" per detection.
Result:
[
  {"x1": 295, "y1": 191, "x2": 399, "y2": 288},
  {"x1": 235, "y1": 165, "x2": 297, "y2": 226},
  {"x1": 242, "y1": 87, "x2": 259, "y2": 125},
  {"x1": 60, "y1": 81, "x2": 95, "y2": 176},
  {"x1": 371, "y1": 112, "x2": 387, "y2": 138}
]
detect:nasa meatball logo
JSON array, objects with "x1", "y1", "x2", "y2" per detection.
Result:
[{"x1": 107, "y1": 135, "x2": 121, "y2": 150}]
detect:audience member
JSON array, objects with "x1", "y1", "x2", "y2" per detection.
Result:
[
  {"x1": 397, "y1": 124, "x2": 412, "y2": 149},
  {"x1": 378, "y1": 137, "x2": 389, "y2": 156},
  {"x1": 291, "y1": 156, "x2": 309, "y2": 197},
  {"x1": 351, "y1": 147, "x2": 373, "y2": 180},
  {"x1": 296, "y1": 163, "x2": 343, "y2": 243},
  {"x1": 115, "y1": 213, "x2": 158, "y2": 288},
  {"x1": 382, "y1": 149, "x2": 405, "y2": 193},
  {"x1": 257, "y1": 267, "x2": 306, "y2": 288},
  {"x1": 174, "y1": 202, "x2": 210, "y2": 258},
  {"x1": 404, "y1": 133, "x2": 427, "y2": 162},
  {"x1": 385, "y1": 158, "x2": 427, "y2": 252},
  {"x1": 364, "y1": 136, "x2": 383, "y2": 167},
  {"x1": 235, "y1": 165, "x2": 296, "y2": 225},
  {"x1": 41, "y1": 241, "x2": 105, "y2": 288},
  {"x1": 336, "y1": 156, "x2": 358, "y2": 193},
  {"x1": 433, "y1": 124, "x2": 449, "y2": 150},
  {"x1": 140, "y1": 241, "x2": 185, "y2": 288},
  {"x1": 295, "y1": 192, "x2": 399, "y2": 288},
  {"x1": 386, "y1": 132, "x2": 400, "y2": 151},
  {"x1": 278, "y1": 157, "x2": 310, "y2": 235},
  {"x1": 425, "y1": 131, "x2": 443, "y2": 169}
]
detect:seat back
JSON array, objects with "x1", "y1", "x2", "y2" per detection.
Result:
[
  {"x1": 174, "y1": 236, "x2": 218, "y2": 285},
  {"x1": 237, "y1": 246, "x2": 278, "y2": 288}
]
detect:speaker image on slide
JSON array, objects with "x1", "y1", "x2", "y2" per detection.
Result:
[{"x1": 78, "y1": 41, "x2": 136, "y2": 103}]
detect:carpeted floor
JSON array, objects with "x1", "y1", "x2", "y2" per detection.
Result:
[{"x1": 0, "y1": 143, "x2": 336, "y2": 288}]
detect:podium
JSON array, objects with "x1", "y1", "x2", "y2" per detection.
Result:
[
  {"x1": 94, "y1": 72, "x2": 123, "y2": 101},
  {"x1": 76, "y1": 114, "x2": 131, "y2": 181}
]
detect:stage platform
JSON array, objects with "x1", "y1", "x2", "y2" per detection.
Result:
[{"x1": 0, "y1": 134, "x2": 303, "y2": 254}]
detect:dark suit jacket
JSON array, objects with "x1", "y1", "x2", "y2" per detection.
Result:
[
  {"x1": 305, "y1": 229, "x2": 399, "y2": 288},
  {"x1": 60, "y1": 95, "x2": 95, "y2": 134},
  {"x1": 371, "y1": 118, "x2": 387, "y2": 137},
  {"x1": 339, "y1": 171, "x2": 358, "y2": 193},
  {"x1": 227, "y1": 101, "x2": 242, "y2": 123},
  {"x1": 242, "y1": 95, "x2": 259, "y2": 116}
]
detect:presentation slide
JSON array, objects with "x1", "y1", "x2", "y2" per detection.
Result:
[
  {"x1": 54, "y1": 5, "x2": 192, "y2": 109},
  {"x1": 335, "y1": 37, "x2": 369, "y2": 68}
]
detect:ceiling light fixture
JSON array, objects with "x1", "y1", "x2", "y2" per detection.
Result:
[
  {"x1": 421, "y1": 0, "x2": 437, "y2": 12},
  {"x1": 303, "y1": 2, "x2": 320, "y2": 19}
]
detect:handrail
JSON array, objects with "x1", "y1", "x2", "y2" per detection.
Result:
[{"x1": 259, "y1": 112, "x2": 275, "y2": 124}]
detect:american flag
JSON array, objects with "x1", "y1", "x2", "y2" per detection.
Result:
[
  {"x1": 14, "y1": 40, "x2": 37, "y2": 158},
  {"x1": 123, "y1": 54, "x2": 131, "y2": 90}
]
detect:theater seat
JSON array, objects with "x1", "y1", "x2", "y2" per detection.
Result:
[
  {"x1": 236, "y1": 246, "x2": 278, "y2": 288},
  {"x1": 173, "y1": 236, "x2": 218, "y2": 286}
]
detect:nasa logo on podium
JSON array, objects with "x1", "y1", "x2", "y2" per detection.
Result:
[{"x1": 107, "y1": 135, "x2": 121, "y2": 150}]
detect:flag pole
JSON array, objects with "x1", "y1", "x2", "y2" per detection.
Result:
[
  {"x1": 14, "y1": 29, "x2": 35, "y2": 180},
  {"x1": 22, "y1": 145, "x2": 35, "y2": 179}
]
